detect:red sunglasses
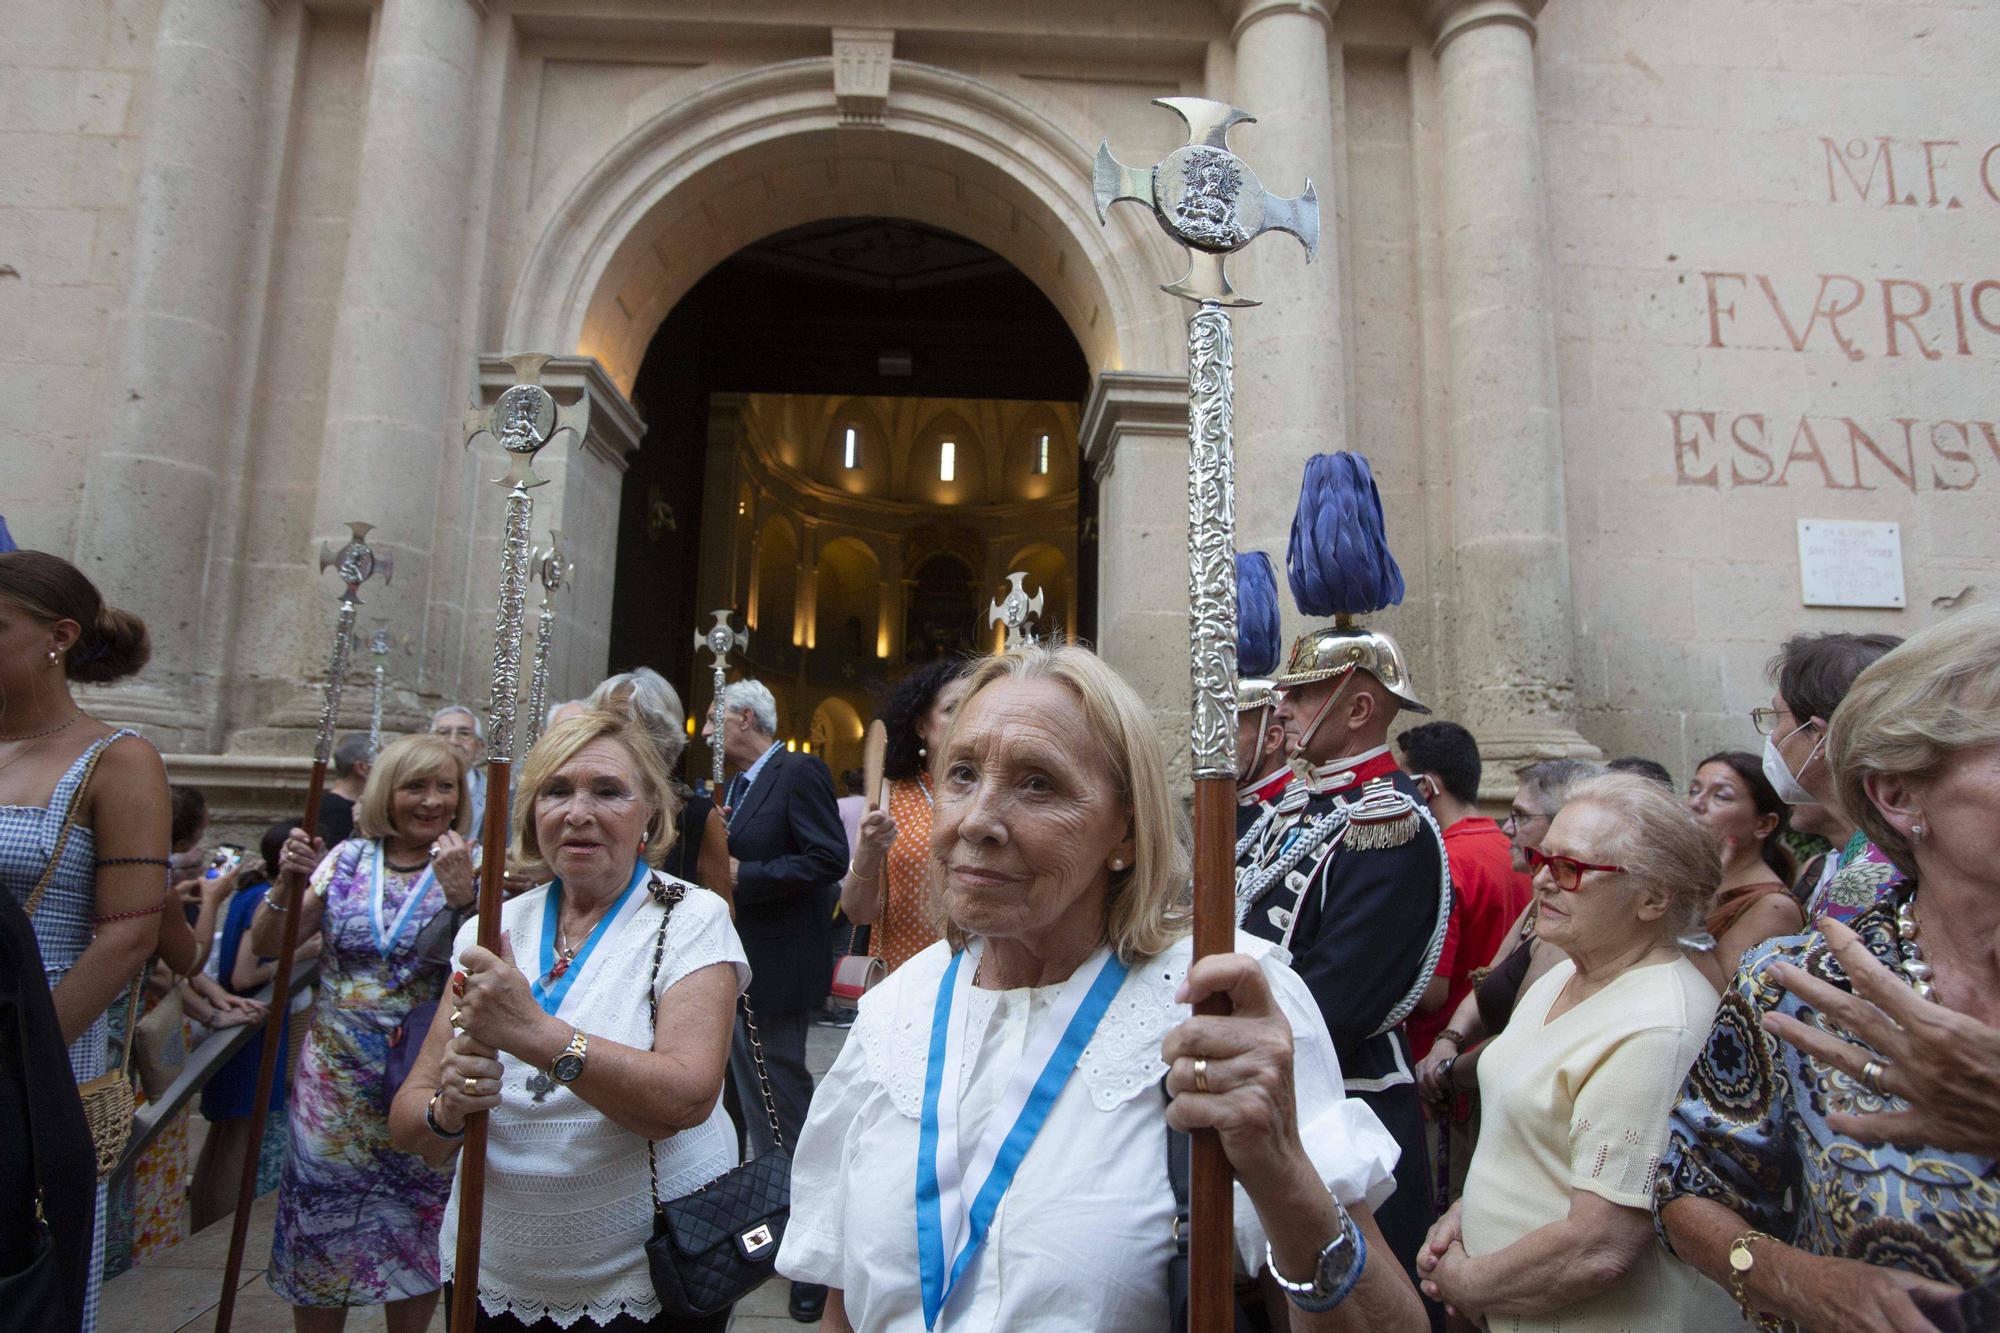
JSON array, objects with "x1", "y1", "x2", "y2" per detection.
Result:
[{"x1": 1526, "y1": 847, "x2": 1626, "y2": 892}]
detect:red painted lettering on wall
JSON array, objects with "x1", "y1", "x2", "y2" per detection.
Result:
[
  {"x1": 1702, "y1": 272, "x2": 2000, "y2": 359},
  {"x1": 1666, "y1": 411, "x2": 1996, "y2": 491},
  {"x1": 1821, "y1": 136, "x2": 1993, "y2": 209}
]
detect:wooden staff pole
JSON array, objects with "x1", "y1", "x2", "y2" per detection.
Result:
[
  {"x1": 450, "y1": 764, "x2": 511, "y2": 1332},
  {"x1": 216, "y1": 522, "x2": 389, "y2": 1332}
]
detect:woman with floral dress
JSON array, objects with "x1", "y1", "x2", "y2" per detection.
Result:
[{"x1": 253, "y1": 733, "x2": 477, "y2": 1332}]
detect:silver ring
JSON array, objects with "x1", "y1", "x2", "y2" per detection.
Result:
[
  {"x1": 1860, "y1": 1058, "x2": 1888, "y2": 1096},
  {"x1": 1193, "y1": 1058, "x2": 1210, "y2": 1095}
]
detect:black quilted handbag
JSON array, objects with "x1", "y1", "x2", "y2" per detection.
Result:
[{"x1": 638, "y1": 883, "x2": 792, "y2": 1318}]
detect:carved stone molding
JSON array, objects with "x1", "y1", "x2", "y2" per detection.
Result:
[
  {"x1": 1423, "y1": 0, "x2": 1547, "y2": 55},
  {"x1": 832, "y1": 28, "x2": 894, "y2": 127},
  {"x1": 1080, "y1": 371, "x2": 1187, "y2": 483},
  {"x1": 1230, "y1": 0, "x2": 1336, "y2": 45}
]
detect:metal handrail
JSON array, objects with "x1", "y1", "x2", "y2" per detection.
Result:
[{"x1": 106, "y1": 960, "x2": 319, "y2": 1191}]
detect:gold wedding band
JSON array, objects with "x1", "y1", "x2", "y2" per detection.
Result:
[
  {"x1": 449, "y1": 1009, "x2": 464, "y2": 1031},
  {"x1": 463, "y1": 1076, "x2": 479, "y2": 1097},
  {"x1": 1193, "y1": 1058, "x2": 1210, "y2": 1095},
  {"x1": 1860, "y1": 1058, "x2": 1888, "y2": 1096}
]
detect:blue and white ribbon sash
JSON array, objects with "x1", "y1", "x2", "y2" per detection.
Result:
[
  {"x1": 529, "y1": 861, "x2": 649, "y2": 1017},
  {"x1": 368, "y1": 842, "x2": 439, "y2": 957},
  {"x1": 916, "y1": 940, "x2": 1129, "y2": 1329}
]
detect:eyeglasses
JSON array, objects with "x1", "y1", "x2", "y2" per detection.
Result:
[
  {"x1": 1501, "y1": 808, "x2": 1549, "y2": 833},
  {"x1": 1748, "y1": 707, "x2": 1784, "y2": 736},
  {"x1": 1526, "y1": 847, "x2": 1626, "y2": 892}
]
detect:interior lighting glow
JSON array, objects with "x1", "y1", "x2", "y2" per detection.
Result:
[
  {"x1": 1035, "y1": 434, "x2": 1049, "y2": 475},
  {"x1": 843, "y1": 427, "x2": 859, "y2": 470},
  {"x1": 940, "y1": 440, "x2": 956, "y2": 482}
]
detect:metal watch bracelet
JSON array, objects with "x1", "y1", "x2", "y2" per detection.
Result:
[{"x1": 1267, "y1": 1203, "x2": 1367, "y2": 1313}]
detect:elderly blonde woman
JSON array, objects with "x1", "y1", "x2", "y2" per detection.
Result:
[
  {"x1": 1656, "y1": 609, "x2": 2000, "y2": 1333},
  {"x1": 258, "y1": 733, "x2": 477, "y2": 1331},
  {"x1": 590, "y1": 668, "x2": 732, "y2": 906},
  {"x1": 778, "y1": 645, "x2": 1427, "y2": 1332},
  {"x1": 387, "y1": 711, "x2": 747, "y2": 1332},
  {"x1": 1417, "y1": 773, "x2": 1735, "y2": 1332}
]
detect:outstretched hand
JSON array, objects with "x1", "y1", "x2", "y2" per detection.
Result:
[{"x1": 1763, "y1": 917, "x2": 2000, "y2": 1159}]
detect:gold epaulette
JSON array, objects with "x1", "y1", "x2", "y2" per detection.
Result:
[{"x1": 1340, "y1": 779, "x2": 1420, "y2": 850}]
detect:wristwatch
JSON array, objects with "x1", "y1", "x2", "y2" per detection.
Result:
[
  {"x1": 1266, "y1": 1203, "x2": 1367, "y2": 1313},
  {"x1": 1728, "y1": 1230, "x2": 1782, "y2": 1329},
  {"x1": 550, "y1": 1027, "x2": 590, "y2": 1085}
]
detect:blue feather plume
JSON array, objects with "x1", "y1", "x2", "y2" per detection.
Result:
[
  {"x1": 1235, "y1": 551, "x2": 1281, "y2": 678},
  {"x1": 1286, "y1": 453, "x2": 1405, "y2": 618},
  {"x1": 0, "y1": 518, "x2": 14, "y2": 553}
]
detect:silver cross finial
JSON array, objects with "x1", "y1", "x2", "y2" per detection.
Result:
[
  {"x1": 318, "y1": 521, "x2": 393, "y2": 603},
  {"x1": 463, "y1": 352, "x2": 592, "y2": 489},
  {"x1": 530, "y1": 531, "x2": 575, "y2": 599},
  {"x1": 696, "y1": 610, "x2": 748, "y2": 667},
  {"x1": 987, "y1": 572, "x2": 1046, "y2": 650},
  {"x1": 1094, "y1": 96, "x2": 1319, "y2": 307}
]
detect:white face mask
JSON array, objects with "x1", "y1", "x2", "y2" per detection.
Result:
[{"x1": 1762, "y1": 723, "x2": 1824, "y2": 806}]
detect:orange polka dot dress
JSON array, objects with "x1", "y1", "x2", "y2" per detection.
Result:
[{"x1": 869, "y1": 775, "x2": 941, "y2": 974}]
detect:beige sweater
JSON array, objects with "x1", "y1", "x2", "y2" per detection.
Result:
[{"x1": 1459, "y1": 955, "x2": 1738, "y2": 1332}]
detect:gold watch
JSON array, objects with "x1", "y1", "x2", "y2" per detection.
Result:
[
  {"x1": 1727, "y1": 1230, "x2": 1781, "y2": 1329},
  {"x1": 550, "y1": 1027, "x2": 589, "y2": 1085}
]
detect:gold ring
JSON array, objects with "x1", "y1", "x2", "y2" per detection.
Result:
[
  {"x1": 449, "y1": 1009, "x2": 464, "y2": 1030},
  {"x1": 463, "y1": 1076, "x2": 479, "y2": 1097},
  {"x1": 1193, "y1": 1058, "x2": 1210, "y2": 1095},
  {"x1": 1860, "y1": 1058, "x2": 1888, "y2": 1096}
]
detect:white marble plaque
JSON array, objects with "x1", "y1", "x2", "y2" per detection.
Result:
[{"x1": 1797, "y1": 520, "x2": 1906, "y2": 609}]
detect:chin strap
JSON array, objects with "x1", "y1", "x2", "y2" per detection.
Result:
[{"x1": 1286, "y1": 667, "x2": 1357, "y2": 784}]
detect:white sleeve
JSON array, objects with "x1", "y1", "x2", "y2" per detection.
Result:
[
  {"x1": 655, "y1": 889, "x2": 751, "y2": 999},
  {"x1": 1230, "y1": 949, "x2": 1402, "y2": 1272},
  {"x1": 774, "y1": 1010, "x2": 873, "y2": 1287}
]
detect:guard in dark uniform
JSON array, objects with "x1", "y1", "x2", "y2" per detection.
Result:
[
  {"x1": 1236, "y1": 454, "x2": 1451, "y2": 1321},
  {"x1": 1234, "y1": 676, "x2": 1292, "y2": 841}
]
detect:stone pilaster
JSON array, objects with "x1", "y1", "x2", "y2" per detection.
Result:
[
  {"x1": 1426, "y1": 0, "x2": 1598, "y2": 785},
  {"x1": 72, "y1": 0, "x2": 275, "y2": 749},
  {"x1": 302, "y1": 0, "x2": 485, "y2": 719},
  {"x1": 1226, "y1": 0, "x2": 1347, "y2": 638}
]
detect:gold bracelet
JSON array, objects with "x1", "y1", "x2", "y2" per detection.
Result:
[{"x1": 1727, "y1": 1230, "x2": 1782, "y2": 1329}]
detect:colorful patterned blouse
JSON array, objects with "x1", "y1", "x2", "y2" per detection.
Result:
[
  {"x1": 1803, "y1": 830, "x2": 1905, "y2": 926},
  {"x1": 868, "y1": 775, "x2": 941, "y2": 974},
  {"x1": 1653, "y1": 885, "x2": 1998, "y2": 1325}
]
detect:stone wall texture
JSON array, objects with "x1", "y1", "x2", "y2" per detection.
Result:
[{"x1": 1, "y1": 0, "x2": 1993, "y2": 820}]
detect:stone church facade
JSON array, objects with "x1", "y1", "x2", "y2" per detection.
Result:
[{"x1": 4, "y1": 0, "x2": 1995, "y2": 816}]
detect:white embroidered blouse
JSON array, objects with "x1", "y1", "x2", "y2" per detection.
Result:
[
  {"x1": 438, "y1": 874, "x2": 749, "y2": 1328},
  {"x1": 778, "y1": 931, "x2": 1400, "y2": 1332}
]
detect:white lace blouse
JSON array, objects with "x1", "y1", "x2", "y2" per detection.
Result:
[
  {"x1": 778, "y1": 932, "x2": 1399, "y2": 1332},
  {"x1": 438, "y1": 875, "x2": 749, "y2": 1328}
]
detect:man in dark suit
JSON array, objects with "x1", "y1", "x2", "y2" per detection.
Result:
[{"x1": 705, "y1": 678, "x2": 846, "y2": 1321}]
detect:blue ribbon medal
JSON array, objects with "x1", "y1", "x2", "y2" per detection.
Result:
[
  {"x1": 529, "y1": 861, "x2": 648, "y2": 1017},
  {"x1": 915, "y1": 942, "x2": 1129, "y2": 1328}
]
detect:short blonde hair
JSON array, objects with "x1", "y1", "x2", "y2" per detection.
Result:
[
  {"x1": 1829, "y1": 607, "x2": 2000, "y2": 879},
  {"x1": 515, "y1": 710, "x2": 679, "y2": 867},
  {"x1": 355, "y1": 734, "x2": 472, "y2": 840},
  {"x1": 1559, "y1": 772, "x2": 1721, "y2": 945},
  {"x1": 934, "y1": 645, "x2": 1190, "y2": 964}
]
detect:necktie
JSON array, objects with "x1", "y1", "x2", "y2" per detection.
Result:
[{"x1": 726, "y1": 774, "x2": 748, "y2": 810}]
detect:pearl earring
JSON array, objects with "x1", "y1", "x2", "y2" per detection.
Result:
[
  {"x1": 46, "y1": 649, "x2": 58, "y2": 665},
  {"x1": 1109, "y1": 857, "x2": 1127, "y2": 871},
  {"x1": 1910, "y1": 823, "x2": 1924, "y2": 840}
]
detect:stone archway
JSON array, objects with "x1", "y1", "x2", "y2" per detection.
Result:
[{"x1": 502, "y1": 59, "x2": 1179, "y2": 396}]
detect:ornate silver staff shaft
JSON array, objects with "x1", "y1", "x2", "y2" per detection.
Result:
[
  {"x1": 1096, "y1": 96, "x2": 1317, "y2": 1333},
  {"x1": 520, "y1": 532, "x2": 574, "y2": 758},
  {"x1": 312, "y1": 527, "x2": 393, "y2": 767},
  {"x1": 366, "y1": 627, "x2": 391, "y2": 761},
  {"x1": 696, "y1": 611, "x2": 747, "y2": 792},
  {"x1": 454, "y1": 354, "x2": 589, "y2": 1330}
]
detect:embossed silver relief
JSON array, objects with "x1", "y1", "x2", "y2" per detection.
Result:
[
  {"x1": 520, "y1": 534, "x2": 574, "y2": 758},
  {"x1": 313, "y1": 523, "x2": 390, "y2": 767},
  {"x1": 986, "y1": 572, "x2": 1045, "y2": 649},
  {"x1": 695, "y1": 611, "x2": 747, "y2": 791},
  {"x1": 487, "y1": 490, "x2": 533, "y2": 759},
  {"x1": 1187, "y1": 305, "x2": 1239, "y2": 779},
  {"x1": 1165, "y1": 148, "x2": 1250, "y2": 251},
  {"x1": 317, "y1": 601, "x2": 356, "y2": 768},
  {"x1": 367, "y1": 628, "x2": 391, "y2": 762}
]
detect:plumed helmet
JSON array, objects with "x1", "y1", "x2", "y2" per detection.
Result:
[
  {"x1": 1272, "y1": 624, "x2": 1430, "y2": 714},
  {"x1": 1237, "y1": 676, "x2": 1279, "y2": 713}
]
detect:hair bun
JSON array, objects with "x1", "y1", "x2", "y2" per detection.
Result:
[{"x1": 72, "y1": 606, "x2": 151, "y2": 683}]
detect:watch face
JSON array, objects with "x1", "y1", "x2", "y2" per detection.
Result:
[{"x1": 552, "y1": 1053, "x2": 585, "y2": 1083}]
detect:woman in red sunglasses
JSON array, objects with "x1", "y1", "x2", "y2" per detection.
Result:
[{"x1": 1416, "y1": 772, "x2": 1733, "y2": 1332}]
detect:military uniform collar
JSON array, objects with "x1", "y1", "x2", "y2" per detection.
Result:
[
  {"x1": 1293, "y1": 744, "x2": 1398, "y2": 796},
  {"x1": 1237, "y1": 766, "x2": 1294, "y2": 808}
]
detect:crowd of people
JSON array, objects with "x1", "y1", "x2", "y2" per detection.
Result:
[{"x1": 4, "y1": 541, "x2": 1998, "y2": 1333}]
